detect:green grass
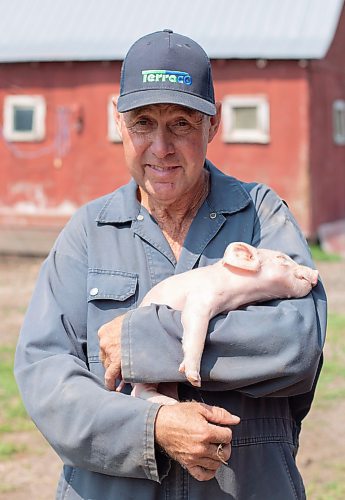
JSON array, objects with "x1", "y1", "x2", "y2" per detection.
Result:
[
  {"x1": 0, "y1": 345, "x2": 34, "y2": 434},
  {"x1": 0, "y1": 483, "x2": 17, "y2": 494},
  {"x1": 309, "y1": 243, "x2": 342, "y2": 262},
  {"x1": 0, "y1": 344, "x2": 33, "y2": 460},
  {"x1": 299, "y1": 313, "x2": 345, "y2": 499},
  {"x1": 306, "y1": 462, "x2": 345, "y2": 500},
  {"x1": 0, "y1": 441, "x2": 26, "y2": 460},
  {"x1": 313, "y1": 313, "x2": 345, "y2": 406}
]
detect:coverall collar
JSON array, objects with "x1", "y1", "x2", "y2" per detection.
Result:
[{"x1": 95, "y1": 160, "x2": 251, "y2": 224}]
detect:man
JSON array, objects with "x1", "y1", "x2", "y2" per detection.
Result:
[{"x1": 15, "y1": 30, "x2": 326, "y2": 499}]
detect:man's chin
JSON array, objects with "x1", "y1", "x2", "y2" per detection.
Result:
[{"x1": 146, "y1": 184, "x2": 180, "y2": 204}]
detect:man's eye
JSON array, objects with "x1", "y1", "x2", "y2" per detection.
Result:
[
  {"x1": 133, "y1": 119, "x2": 150, "y2": 128},
  {"x1": 177, "y1": 120, "x2": 189, "y2": 126},
  {"x1": 171, "y1": 120, "x2": 192, "y2": 132},
  {"x1": 129, "y1": 118, "x2": 153, "y2": 132}
]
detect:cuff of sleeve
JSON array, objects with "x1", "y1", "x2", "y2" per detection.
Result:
[
  {"x1": 121, "y1": 308, "x2": 134, "y2": 381},
  {"x1": 122, "y1": 309, "x2": 172, "y2": 482},
  {"x1": 121, "y1": 305, "x2": 183, "y2": 383},
  {"x1": 145, "y1": 403, "x2": 171, "y2": 482}
]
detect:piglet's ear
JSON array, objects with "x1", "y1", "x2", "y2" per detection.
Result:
[{"x1": 222, "y1": 242, "x2": 261, "y2": 272}]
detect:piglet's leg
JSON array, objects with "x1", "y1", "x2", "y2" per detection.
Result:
[
  {"x1": 131, "y1": 383, "x2": 177, "y2": 405},
  {"x1": 180, "y1": 300, "x2": 211, "y2": 387}
]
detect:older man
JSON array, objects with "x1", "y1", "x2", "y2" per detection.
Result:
[{"x1": 15, "y1": 30, "x2": 326, "y2": 499}]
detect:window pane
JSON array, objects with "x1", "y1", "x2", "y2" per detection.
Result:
[
  {"x1": 13, "y1": 107, "x2": 34, "y2": 132},
  {"x1": 233, "y1": 106, "x2": 257, "y2": 130},
  {"x1": 335, "y1": 109, "x2": 345, "y2": 136}
]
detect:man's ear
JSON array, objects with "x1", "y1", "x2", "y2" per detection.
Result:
[
  {"x1": 112, "y1": 97, "x2": 122, "y2": 140},
  {"x1": 208, "y1": 102, "x2": 221, "y2": 143},
  {"x1": 222, "y1": 242, "x2": 261, "y2": 272}
]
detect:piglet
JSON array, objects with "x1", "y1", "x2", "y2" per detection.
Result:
[{"x1": 132, "y1": 242, "x2": 318, "y2": 403}]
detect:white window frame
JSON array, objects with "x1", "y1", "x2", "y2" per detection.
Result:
[
  {"x1": 3, "y1": 95, "x2": 46, "y2": 142},
  {"x1": 333, "y1": 99, "x2": 345, "y2": 145},
  {"x1": 222, "y1": 95, "x2": 270, "y2": 144},
  {"x1": 107, "y1": 95, "x2": 122, "y2": 143}
]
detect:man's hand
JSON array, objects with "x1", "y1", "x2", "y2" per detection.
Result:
[
  {"x1": 98, "y1": 315, "x2": 124, "y2": 390},
  {"x1": 155, "y1": 402, "x2": 240, "y2": 481}
]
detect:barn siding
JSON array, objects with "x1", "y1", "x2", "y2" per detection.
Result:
[{"x1": 0, "y1": 53, "x2": 344, "y2": 244}]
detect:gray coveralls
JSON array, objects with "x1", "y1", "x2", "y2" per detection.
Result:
[{"x1": 15, "y1": 161, "x2": 326, "y2": 499}]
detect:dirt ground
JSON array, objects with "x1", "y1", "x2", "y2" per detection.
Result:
[{"x1": 0, "y1": 255, "x2": 344, "y2": 499}]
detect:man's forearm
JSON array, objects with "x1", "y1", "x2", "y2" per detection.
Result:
[{"x1": 121, "y1": 290, "x2": 325, "y2": 397}]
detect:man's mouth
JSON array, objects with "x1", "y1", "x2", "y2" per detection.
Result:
[{"x1": 146, "y1": 164, "x2": 180, "y2": 172}]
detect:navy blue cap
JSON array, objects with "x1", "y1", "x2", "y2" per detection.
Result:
[{"x1": 117, "y1": 30, "x2": 216, "y2": 116}]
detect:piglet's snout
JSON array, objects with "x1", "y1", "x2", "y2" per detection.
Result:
[
  {"x1": 295, "y1": 266, "x2": 319, "y2": 287},
  {"x1": 310, "y1": 269, "x2": 319, "y2": 286}
]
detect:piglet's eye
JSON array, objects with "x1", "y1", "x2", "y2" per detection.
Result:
[{"x1": 276, "y1": 254, "x2": 291, "y2": 264}]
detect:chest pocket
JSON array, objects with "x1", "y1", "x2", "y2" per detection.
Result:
[
  {"x1": 87, "y1": 269, "x2": 138, "y2": 367},
  {"x1": 87, "y1": 269, "x2": 138, "y2": 305}
]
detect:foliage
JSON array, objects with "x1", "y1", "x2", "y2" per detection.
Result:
[{"x1": 309, "y1": 243, "x2": 342, "y2": 262}]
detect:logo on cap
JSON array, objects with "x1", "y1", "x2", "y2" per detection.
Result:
[{"x1": 142, "y1": 70, "x2": 192, "y2": 86}]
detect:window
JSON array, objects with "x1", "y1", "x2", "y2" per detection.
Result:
[
  {"x1": 107, "y1": 95, "x2": 122, "y2": 142},
  {"x1": 333, "y1": 100, "x2": 345, "y2": 145},
  {"x1": 222, "y1": 95, "x2": 270, "y2": 144},
  {"x1": 3, "y1": 95, "x2": 46, "y2": 142}
]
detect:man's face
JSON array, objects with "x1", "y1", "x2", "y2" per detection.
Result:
[{"x1": 115, "y1": 103, "x2": 221, "y2": 206}]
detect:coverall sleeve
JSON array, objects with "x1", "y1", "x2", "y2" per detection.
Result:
[
  {"x1": 121, "y1": 185, "x2": 327, "y2": 398},
  {"x1": 14, "y1": 211, "x2": 165, "y2": 482}
]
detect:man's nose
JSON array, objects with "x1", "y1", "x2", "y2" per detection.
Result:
[{"x1": 150, "y1": 127, "x2": 175, "y2": 158}]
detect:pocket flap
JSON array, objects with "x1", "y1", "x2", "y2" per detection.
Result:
[{"x1": 87, "y1": 269, "x2": 138, "y2": 301}]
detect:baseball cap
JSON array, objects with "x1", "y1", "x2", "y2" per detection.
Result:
[{"x1": 117, "y1": 29, "x2": 216, "y2": 116}]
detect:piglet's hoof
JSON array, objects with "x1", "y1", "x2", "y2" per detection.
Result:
[
  {"x1": 179, "y1": 361, "x2": 201, "y2": 387},
  {"x1": 187, "y1": 373, "x2": 201, "y2": 387}
]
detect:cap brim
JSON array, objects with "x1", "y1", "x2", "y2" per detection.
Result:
[{"x1": 117, "y1": 89, "x2": 216, "y2": 116}]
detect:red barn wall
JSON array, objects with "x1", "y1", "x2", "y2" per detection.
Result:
[
  {"x1": 210, "y1": 60, "x2": 311, "y2": 234},
  {"x1": 0, "y1": 59, "x2": 311, "y2": 235},
  {"x1": 308, "y1": 6, "x2": 345, "y2": 235},
  {"x1": 0, "y1": 61, "x2": 126, "y2": 230}
]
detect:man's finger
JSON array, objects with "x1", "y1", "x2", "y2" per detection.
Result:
[
  {"x1": 187, "y1": 465, "x2": 217, "y2": 482},
  {"x1": 214, "y1": 443, "x2": 230, "y2": 464},
  {"x1": 116, "y1": 379, "x2": 126, "y2": 392},
  {"x1": 193, "y1": 455, "x2": 226, "y2": 471},
  {"x1": 103, "y1": 358, "x2": 111, "y2": 370},
  {"x1": 105, "y1": 364, "x2": 120, "y2": 390},
  {"x1": 200, "y1": 403, "x2": 240, "y2": 426},
  {"x1": 207, "y1": 423, "x2": 232, "y2": 446}
]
